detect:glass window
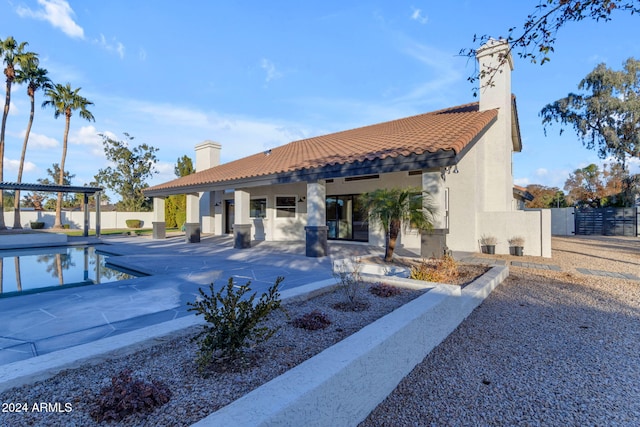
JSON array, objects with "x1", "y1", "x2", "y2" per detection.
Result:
[
  {"x1": 276, "y1": 196, "x2": 296, "y2": 218},
  {"x1": 250, "y1": 198, "x2": 266, "y2": 218}
]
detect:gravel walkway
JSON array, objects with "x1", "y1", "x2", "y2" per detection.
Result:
[{"x1": 361, "y1": 236, "x2": 640, "y2": 426}]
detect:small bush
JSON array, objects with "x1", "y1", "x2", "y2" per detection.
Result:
[
  {"x1": 333, "y1": 257, "x2": 364, "y2": 307},
  {"x1": 292, "y1": 310, "x2": 332, "y2": 330},
  {"x1": 126, "y1": 219, "x2": 142, "y2": 228},
  {"x1": 187, "y1": 277, "x2": 284, "y2": 372},
  {"x1": 410, "y1": 255, "x2": 459, "y2": 283},
  {"x1": 30, "y1": 221, "x2": 45, "y2": 229},
  {"x1": 508, "y1": 236, "x2": 525, "y2": 247},
  {"x1": 369, "y1": 282, "x2": 402, "y2": 298},
  {"x1": 479, "y1": 235, "x2": 497, "y2": 246},
  {"x1": 90, "y1": 369, "x2": 172, "y2": 422},
  {"x1": 62, "y1": 224, "x2": 70, "y2": 229}
]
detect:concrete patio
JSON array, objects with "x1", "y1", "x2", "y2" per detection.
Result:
[{"x1": 0, "y1": 234, "x2": 396, "y2": 366}]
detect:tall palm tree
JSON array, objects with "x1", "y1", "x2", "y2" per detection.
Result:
[
  {"x1": 0, "y1": 36, "x2": 32, "y2": 229},
  {"x1": 359, "y1": 187, "x2": 437, "y2": 262},
  {"x1": 13, "y1": 56, "x2": 51, "y2": 228},
  {"x1": 42, "y1": 83, "x2": 94, "y2": 228}
]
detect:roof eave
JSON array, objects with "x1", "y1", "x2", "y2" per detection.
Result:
[{"x1": 511, "y1": 96, "x2": 523, "y2": 152}]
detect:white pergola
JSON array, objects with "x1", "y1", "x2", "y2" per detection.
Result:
[{"x1": 0, "y1": 182, "x2": 103, "y2": 237}]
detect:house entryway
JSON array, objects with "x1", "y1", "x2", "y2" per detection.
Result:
[{"x1": 326, "y1": 195, "x2": 368, "y2": 241}]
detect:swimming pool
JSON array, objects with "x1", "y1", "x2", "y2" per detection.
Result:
[{"x1": 0, "y1": 245, "x2": 141, "y2": 296}]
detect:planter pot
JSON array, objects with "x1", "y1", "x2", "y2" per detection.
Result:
[{"x1": 482, "y1": 245, "x2": 495, "y2": 255}]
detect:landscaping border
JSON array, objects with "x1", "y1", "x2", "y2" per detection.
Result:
[{"x1": 193, "y1": 265, "x2": 509, "y2": 427}]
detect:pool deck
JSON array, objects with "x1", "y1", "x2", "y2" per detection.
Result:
[{"x1": 0, "y1": 234, "x2": 393, "y2": 366}]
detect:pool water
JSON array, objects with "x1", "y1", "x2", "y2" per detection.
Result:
[{"x1": 0, "y1": 246, "x2": 140, "y2": 296}]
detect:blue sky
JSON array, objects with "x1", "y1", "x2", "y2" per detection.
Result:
[{"x1": 1, "y1": 0, "x2": 639, "y2": 201}]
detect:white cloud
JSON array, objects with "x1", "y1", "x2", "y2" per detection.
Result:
[
  {"x1": 68, "y1": 125, "x2": 105, "y2": 156},
  {"x1": 4, "y1": 157, "x2": 37, "y2": 174},
  {"x1": 23, "y1": 132, "x2": 59, "y2": 149},
  {"x1": 16, "y1": 0, "x2": 84, "y2": 39},
  {"x1": 535, "y1": 168, "x2": 548, "y2": 177},
  {"x1": 260, "y1": 58, "x2": 283, "y2": 83},
  {"x1": 514, "y1": 177, "x2": 530, "y2": 187},
  {"x1": 139, "y1": 48, "x2": 147, "y2": 61},
  {"x1": 96, "y1": 34, "x2": 126, "y2": 59},
  {"x1": 410, "y1": 8, "x2": 428, "y2": 24},
  {"x1": 70, "y1": 125, "x2": 101, "y2": 146}
]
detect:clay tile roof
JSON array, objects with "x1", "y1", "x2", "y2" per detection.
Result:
[
  {"x1": 147, "y1": 102, "x2": 497, "y2": 193},
  {"x1": 513, "y1": 185, "x2": 534, "y2": 201}
]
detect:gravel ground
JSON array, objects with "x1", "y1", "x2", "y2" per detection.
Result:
[
  {"x1": 1, "y1": 236, "x2": 637, "y2": 426},
  {"x1": 361, "y1": 236, "x2": 640, "y2": 426},
  {"x1": 0, "y1": 264, "x2": 493, "y2": 427}
]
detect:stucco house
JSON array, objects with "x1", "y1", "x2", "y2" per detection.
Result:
[{"x1": 145, "y1": 40, "x2": 551, "y2": 258}]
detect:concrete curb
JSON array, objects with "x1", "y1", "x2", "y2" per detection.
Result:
[{"x1": 193, "y1": 265, "x2": 509, "y2": 426}]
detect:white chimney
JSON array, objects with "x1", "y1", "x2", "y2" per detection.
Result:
[
  {"x1": 475, "y1": 39, "x2": 516, "y2": 212},
  {"x1": 195, "y1": 140, "x2": 222, "y2": 172},
  {"x1": 476, "y1": 39, "x2": 513, "y2": 113}
]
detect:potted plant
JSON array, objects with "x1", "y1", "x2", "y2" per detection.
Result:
[
  {"x1": 479, "y1": 235, "x2": 497, "y2": 255},
  {"x1": 508, "y1": 236, "x2": 525, "y2": 256}
]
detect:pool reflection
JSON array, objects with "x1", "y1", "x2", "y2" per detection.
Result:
[{"x1": 0, "y1": 246, "x2": 138, "y2": 296}]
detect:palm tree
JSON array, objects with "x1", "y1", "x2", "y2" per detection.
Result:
[
  {"x1": 359, "y1": 187, "x2": 437, "y2": 262},
  {"x1": 42, "y1": 83, "x2": 95, "y2": 228},
  {"x1": 13, "y1": 56, "x2": 51, "y2": 228},
  {"x1": 0, "y1": 36, "x2": 33, "y2": 229}
]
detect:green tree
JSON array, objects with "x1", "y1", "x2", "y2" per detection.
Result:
[
  {"x1": 13, "y1": 55, "x2": 51, "y2": 228},
  {"x1": 165, "y1": 155, "x2": 194, "y2": 227},
  {"x1": 463, "y1": 1, "x2": 640, "y2": 91},
  {"x1": 525, "y1": 184, "x2": 568, "y2": 208},
  {"x1": 0, "y1": 36, "x2": 34, "y2": 229},
  {"x1": 36, "y1": 164, "x2": 75, "y2": 211},
  {"x1": 564, "y1": 164, "x2": 608, "y2": 207},
  {"x1": 541, "y1": 58, "x2": 640, "y2": 165},
  {"x1": 175, "y1": 155, "x2": 194, "y2": 177},
  {"x1": 42, "y1": 83, "x2": 95, "y2": 228},
  {"x1": 94, "y1": 133, "x2": 159, "y2": 211},
  {"x1": 359, "y1": 187, "x2": 436, "y2": 262}
]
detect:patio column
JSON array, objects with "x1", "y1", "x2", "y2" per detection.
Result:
[
  {"x1": 305, "y1": 180, "x2": 328, "y2": 257},
  {"x1": 234, "y1": 189, "x2": 251, "y2": 249},
  {"x1": 421, "y1": 171, "x2": 448, "y2": 258},
  {"x1": 185, "y1": 193, "x2": 201, "y2": 243},
  {"x1": 152, "y1": 196, "x2": 166, "y2": 239},
  {"x1": 95, "y1": 192, "x2": 101, "y2": 238},
  {"x1": 213, "y1": 190, "x2": 223, "y2": 235},
  {"x1": 83, "y1": 193, "x2": 90, "y2": 237}
]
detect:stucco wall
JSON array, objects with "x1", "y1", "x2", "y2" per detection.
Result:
[
  {"x1": 549, "y1": 207, "x2": 575, "y2": 236},
  {"x1": 477, "y1": 209, "x2": 552, "y2": 257},
  {"x1": 4, "y1": 211, "x2": 155, "y2": 230}
]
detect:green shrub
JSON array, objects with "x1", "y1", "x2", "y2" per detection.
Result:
[
  {"x1": 187, "y1": 276, "x2": 284, "y2": 373},
  {"x1": 30, "y1": 221, "x2": 45, "y2": 229},
  {"x1": 62, "y1": 224, "x2": 70, "y2": 229},
  {"x1": 175, "y1": 211, "x2": 186, "y2": 229},
  {"x1": 125, "y1": 219, "x2": 142, "y2": 228}
]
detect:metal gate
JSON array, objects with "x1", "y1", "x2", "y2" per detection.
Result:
[{"x1": 574, "y1": 207, "x2": 638, "y2": 236}]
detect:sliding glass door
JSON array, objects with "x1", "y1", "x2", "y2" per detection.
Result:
[{"x1": 326, "y1": 195, "x2": 368, "y2": 241}]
